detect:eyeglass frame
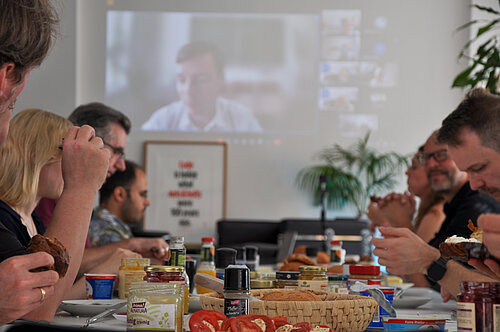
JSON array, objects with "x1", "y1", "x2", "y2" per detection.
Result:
[
  {"x1": 103, "y1": 141, "x2": 126, "y2": 161},
  {"x1": 417, "y1": 148, "x2": 449, "y2": 165}
]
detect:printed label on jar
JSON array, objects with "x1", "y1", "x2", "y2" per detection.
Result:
[
  {"x1": 127, "y1": 299, "x2": 176, "y2": 331},
  {"x1": 224, "y1": 298, "x2": 249, "y2": 318},
  {"x1": 494, "y1": 304, "x2": 500, "y2": 332},
  {"x1": 298, "y1": 280, "x2": 328, "y2": 290},
  {"x1": 457, "y1": 302, "x2": 476, "y2": 332}
]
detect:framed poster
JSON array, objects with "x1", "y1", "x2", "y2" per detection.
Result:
[{"x1": 144, "y1": 141, "x2": 227, "y2": 243}]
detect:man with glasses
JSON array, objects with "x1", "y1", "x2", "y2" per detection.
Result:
[
  {"x1": 373, "y1": 130, "x2": 500, "y2": 294},
  {"x1": 89, "y1": 160, "x2": 151, "y2": 247}
]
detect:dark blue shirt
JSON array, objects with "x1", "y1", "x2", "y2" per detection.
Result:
[{"x1": 0, "y1": 200, "x2": 46, "y2": 261}]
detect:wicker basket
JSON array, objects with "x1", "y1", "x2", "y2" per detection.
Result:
[{"x1": 199, "y1": 289, "x2": 378, "y2": 332}]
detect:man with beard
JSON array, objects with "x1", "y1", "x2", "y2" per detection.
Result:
[
  {"x1": 89, "y1": 160, "x2": 151, "y2": 246},
  {"x1": 372, "y1": 130, "x2": 500, "y2": 292}
]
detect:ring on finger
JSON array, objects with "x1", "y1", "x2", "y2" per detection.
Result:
[{"x1": 39, "y1": 287, "x2": 46, "y2": 302}]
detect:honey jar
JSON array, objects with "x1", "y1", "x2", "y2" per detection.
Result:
[
  {"x1": 118, "y1": 258, "x2": 150, "y2": 299},
  {"x1": 144, "y1": 265, "x2": 189, "y2": 315}
]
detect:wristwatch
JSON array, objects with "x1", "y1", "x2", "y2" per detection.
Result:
[{"x1": 426, "y1": 257, "x2": 448, "y2": 282}]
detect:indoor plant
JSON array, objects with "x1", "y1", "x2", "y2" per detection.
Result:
[
  {"x1": 295, "y1": 133, "x2": 409, "y2": 218},
  {"x1": 452, "y1": 2, "x2": 500, "y2": 94}
]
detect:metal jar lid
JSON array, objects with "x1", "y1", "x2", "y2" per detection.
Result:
[
  {"x1": 250, "y1": 279, "x2": 275, "y2": 289},
  {"x1": 299, "y1": 265, "x2": 327, "y2": 272},
  {"x1": 144, "y1": 265, "x2": 184, "y2": 273}
]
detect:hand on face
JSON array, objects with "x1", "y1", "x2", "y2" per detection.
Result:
[
  {"x1": 61, "y1": 125, "x2": 110, "y2": 193},
  {"x1": 478, "y1": 213, "x2": 500, "y2": 259},
  {"x1": 372, "y1": 226, "x2": 440, "y2": 276},
  {"x1": 0, "y1": 252, "x2": 59, "y2": 324}
]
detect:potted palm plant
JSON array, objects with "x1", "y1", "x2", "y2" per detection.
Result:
[
  {"x1": 452, "y1": 2, "x2": 500, "y2": 94},
  {"x1": 296, "y1": 132, "x2": 409, "y2": 218}
]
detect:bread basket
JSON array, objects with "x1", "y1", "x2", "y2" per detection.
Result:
[{"x1": 199, "y1": 289, "x2": 378, "y2": 332}]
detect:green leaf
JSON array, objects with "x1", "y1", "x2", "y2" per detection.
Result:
[
  {"x1": 452, "y1": 65, "x2": 477, "y2": 87},
  {"x1": 473, "y1": 4, "x2": 500, "y2": 15},
  {"x1": 476, "y1": 19, "x2": 500, "y2": 37}
]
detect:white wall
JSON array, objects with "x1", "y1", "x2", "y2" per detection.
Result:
[{"x1": 15, "y1": 0, "x2": 473, "y2": 225}]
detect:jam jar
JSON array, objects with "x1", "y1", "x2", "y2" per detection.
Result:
[
  {"x1": 457, "y1": 281, "x2": 495, "y2": 332},
  {"x1": 298, "y1": 266, "x2": 328, "y2": 290},
  {"x1": 144, "y1": 265, "x2": 189, "y2": 315}
]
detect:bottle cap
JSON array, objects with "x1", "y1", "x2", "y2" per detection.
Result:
[
  {"x1": 171, "y1": 236, "x2": 184, "y2": 243},
  {"x1": 235, "y1": 247, "x2": 246, "y2": 261},
  {"x1": 330, "y1": 240, "x2": 342, "y2": 246},
  {"x1": 202, "y1": 237, "x2": 215, "y2": 243},
  {"x1": 245, "y1": 246, "x2": 258, "y2": 260},
  {"x1": 215, "y1": 248, "x2": 237, "y2": 268},
  {"x1": 224, "y1": 265, "x2": 250, "y2": 291},
  {"x1": 349, "y1": 264, "x2": 380, "y2": 275}
]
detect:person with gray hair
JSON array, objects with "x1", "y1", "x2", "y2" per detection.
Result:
[{"x1": 141, "y1": 41, "x2": 262, "y2": 132}]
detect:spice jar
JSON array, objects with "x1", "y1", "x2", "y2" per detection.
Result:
[
  {"x1": 328, "y1": 275, "x2": 348, "y2": 294},
  {"x1": 348, "y1": 265, "x2": 381, "y2": 287},
  {"x1": 118, "y1": 258, "x2": 150, "y2": 299},
  {"x1": 224, "y1": 265, "x2": 251, "y2": 318},
  {"x1": 457, "y1": 281, "x2": 496, "y2": 332},
  {"x1": 144, "y1": 266, "x2": 189, "y2": 315},
  {"x1": 298, "y1": 266, "x2": 328, "y2": 290},
  {"x1": 330, "y1": 240, "x2": 346, "y2": 265},
  {"x1": 276, "y1": 271, "x2": 299, "y2": 289},
  {"x1": 127, "y1": 282, "x2": 183, "y2": 332}
]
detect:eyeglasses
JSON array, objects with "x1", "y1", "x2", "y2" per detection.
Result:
[
  {"x1": 103, "y1": 141, "x2": 125, "y2": 161},
  {"x1": 418, "y1": 149, "x2": 449, "y2": 165}
]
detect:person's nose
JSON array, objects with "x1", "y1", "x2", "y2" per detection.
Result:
[
  {"x1": 115, "y1": 158, "x2": 126, "y2": 172},
  {"x1": 145, "y1": 197, "x2": 151, "y2": 207},
  {"x1": 468, "y1": 172, "x2": 484, "y2": 190}
]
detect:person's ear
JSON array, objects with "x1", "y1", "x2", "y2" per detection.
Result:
[
  {"x1": 113, "y1": 186, "x2": 128, "y2": 203},
  {"x1": 0, "y1": 63, "x2": 15, "y2": 98}
]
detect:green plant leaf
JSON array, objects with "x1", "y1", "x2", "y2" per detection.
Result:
[
  {"x1": 452, "y1": 65, "x2": 477, "y2": 87},
  {"x1": 476, "y1": 19, "x2": 500, "y2": 37},
  {"x1": 472, "y1": 4, "x2": 500, "y2": 15}
]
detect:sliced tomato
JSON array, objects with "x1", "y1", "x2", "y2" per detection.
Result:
[
  {"x1": 271, "y1": 316, "x2": 289, "y2": 328},
  {"x1": 237, "y1": 315, "x2": 275, "y2": 332},
  {"x1": 189, "y1": 310, "x2": 228, "y2": 332},
  {"x1": 221, "y1": 318, "x2": 237, "y2": 332},
  {"x1": 292, "y1": 322, "x2": 311, "y2": 332},
  {"x1": 231, "y1": 318, "x2": 263, "y2": 332}
]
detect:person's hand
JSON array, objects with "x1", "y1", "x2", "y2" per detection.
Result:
[
  {"x1": 379, "y1": 196, "x2": 414, "y2": 229},
  {"x1": 366, "y1": 202, "x2": 389, "y2": 232},
  {"x1": 89, "y1": 248, "x2": 142, "y2": 275},
  {"x1": 61, "y1": 125, "x2": 109, "y2": 193},
  {"x1": 372, "y1": 226, "x2": 440, "y2": 276},
  {"x1": 478, "y1": 214, "x2": 500, "y2": 259},
  {"x1": 440, "y1": 286, "x2": 453, "y2": 303},
  {"x1": 468, "y1": 258, "x2": 500, "y2": 279},
  {"x1": 126, "y1": 238, "x2": 170, "y2": 261},
  {"x1": 0, "y1": 253, "x2": 59, "y2": 324}
]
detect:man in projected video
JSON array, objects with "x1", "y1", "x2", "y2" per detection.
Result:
[{"x1": 141, "y1": 41, "x2": 262, "y2": 132}]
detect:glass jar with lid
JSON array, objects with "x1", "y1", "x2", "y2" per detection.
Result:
[
  {"x1": 250, "y1": 279, "x2": 275, "y2": 290},
  {"x1": 276, "y1": 271, "x2": 299, "y2": 289},
  {"x1": 328, "y1": 274, "x2": 349, "y2": 294},
  {"x1": 144, "y1": 265, "x2": 188, "y2": 315},
  {"x1": 457, "y1": 281, "x2": 495, "y2": 332},
  {"x1": 298, "y1": 266, "x2": 328, "y2": 291},
  {"x1": 118, "y1": 257, "x2": 150, "y2": 299},
  {"x1": 128, "y1": 282, "x2": 183, "y2": 332},
  {"x1": 348, "y1": 265, "x2": 381, "y2": 287}
]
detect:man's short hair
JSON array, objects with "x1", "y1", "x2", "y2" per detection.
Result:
[
  {"x1": 438, "y1": 88, "x2": 500, "y2": 152},
  {"x1": 0, "y1": 0, "x2": 59, "y2": 82},
  {"x1": 69, "y1": 102, "x2": 131, "y2": 142},
  {"x1": 99, "y1": 160, "x2": 143, "y2": 204},
  {"x1": 176, "y1": 41, "x2": 225, "y2": 77}
]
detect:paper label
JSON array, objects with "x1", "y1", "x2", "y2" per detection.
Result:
[
  {"x1": 127, "y1": 299, "x2": 176, "y2": 331},
  {"x1": 494, "y1": 304, "x2": 500, "y2": 332},
  {"x1": 457, "y1": 302, "x2": 476, "y2": 332},
  {"x1": 298, "y1": 279, "x2": 328, "y2": 290}
]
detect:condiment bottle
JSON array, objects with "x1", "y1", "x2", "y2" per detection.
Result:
[
  {"x1": 144, "y1": 265, "x2": 189, "y2": 315},
  {"x1": 196, "y1": 237, "x2": 217, "y2": 294},
  {"x1": 127, "y1": 282, "x2": 183, "y2": 332},
  {"x1": 244, "y1": 246, "x2": 259, "y2": 271},
  {"x1": 215, "y1": 248, "x2": 237, "y2": 280},
  {"x1": 118, "y1": 257, "x2": 150, "y2": 299},
  {"x1": 328, "y1": 274, "x2": 349, "y2": 294},
  {"x1": 167, "y1": 236, "x2": 186, "y2": 267},
  {"x1": 457, "y1": 281, "x2": 494, "y2": 332},
  {"x1": 276, "y1": 271, "x2": 299, "y2": 289},
  {"x1": 224, "y1": 265, "x2": 250, "y2": 318},
  {"x1": 235, "y1": 247, "x2": 246, "y2": 265},
  {"x1": 348, "y1": 265, "x2": 381, "y2": 287},
  {"x1": 329, "y1": 240, "x2": 346, "y2": 265},
  {"x1": 494, "y1": 283, "x2": 500, "y2": 332},
  {"x1": 298, "y1": 266, "x2": 328, "y2": 290}
]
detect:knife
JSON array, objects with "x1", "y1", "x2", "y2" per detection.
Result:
[{"x1": 83, "y1": 301, "x2": 127, "y2": 327}]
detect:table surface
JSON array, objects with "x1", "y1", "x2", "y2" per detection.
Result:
[{"x1": 3, "y1": 289, "x2": 458, "y2": 331}]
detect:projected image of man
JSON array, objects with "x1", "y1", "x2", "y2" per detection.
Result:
[{"x1": 141, "y1": 41, "x2": 262, "y2": 132}]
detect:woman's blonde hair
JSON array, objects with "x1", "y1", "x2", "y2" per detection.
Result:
[{"x1": 0, "y1": 108, "x2": 72, "y2": 207}]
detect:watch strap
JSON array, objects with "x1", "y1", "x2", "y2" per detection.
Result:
[{"x1": 426, "y1": 257, "x2": 448, "y2": 283}]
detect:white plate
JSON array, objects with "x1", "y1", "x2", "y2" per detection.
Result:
[
  {"x1": 113, "y1": 312, "x2": 127, "y2": 322},
  {"x1": 393, "y1": 296, "x2": 432, "y2": 309},
  {"x1": 59, "y1": 299, "x2": 127, "y2": 317},
  {"x1": 402, "y1": 287, "x2": 440, "y2": 298}
]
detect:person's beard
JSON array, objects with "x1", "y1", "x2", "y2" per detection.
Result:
[
  {"x1": 120, "y1": 200, "x2": 142, "y2": 225},
  {"x1": 428, "y1": 169, "x2": 454, "y2": 194}
]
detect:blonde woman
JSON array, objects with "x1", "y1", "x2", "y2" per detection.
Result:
[{"x1": 0, "y1": 109, "x2": 137, "y2": 312}]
